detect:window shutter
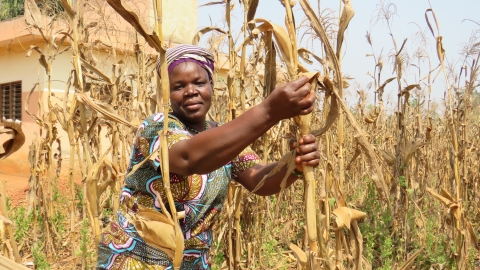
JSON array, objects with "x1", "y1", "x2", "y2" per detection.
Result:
[{"x1": 1, "y1": 81, "x2": 22, "y2": 121}]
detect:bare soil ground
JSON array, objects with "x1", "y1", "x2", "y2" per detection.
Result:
[
  {"x1": 1, "y1": 173, "x2": 30, "y2": 207},
  {"x1": 1, "y1": 173, "x2": 78, "y2": 207}
]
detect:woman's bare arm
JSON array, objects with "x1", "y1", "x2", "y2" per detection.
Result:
[{"x1": 168, "y1": 76, "x2": 315, "y2": 176}]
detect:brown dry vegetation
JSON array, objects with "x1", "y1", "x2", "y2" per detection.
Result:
[{"x1": 1, "y1": 0, "x2": 479, "y2": 269}]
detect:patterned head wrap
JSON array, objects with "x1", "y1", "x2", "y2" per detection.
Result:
[{"x1": 156, "y1": 44, "x2": 215, "y2": 80}]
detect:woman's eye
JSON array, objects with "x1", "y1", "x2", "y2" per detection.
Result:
[
  {"x1": 196, "y1": 82, "x2": 206, "y2": 86},
  {"x1": 173, "y1": 85, "x2": 184, "y2": 90}
]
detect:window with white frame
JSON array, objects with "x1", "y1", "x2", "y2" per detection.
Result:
[{"x1": 0, "y1": 81, "x2": 22, "y2": 121}]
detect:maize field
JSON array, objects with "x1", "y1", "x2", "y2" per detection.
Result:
[{"x1": 0, "y1": 0, "x2": 479, "y2": 269}]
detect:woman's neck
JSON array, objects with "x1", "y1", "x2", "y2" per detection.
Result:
[
  {"x1": 170, "y1": 114, "x2": 207, "y2": 134},
  {"x1": 185, "y1": 121, "x2": 207, "y2": 134}
]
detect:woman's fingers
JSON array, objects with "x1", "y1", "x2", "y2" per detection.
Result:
[
  {"x1": 299, "y1": 134, "x2": 316, "y2": 145},
  {"x1": 295, "y1": 134, "x2": 319, "y2": 167},
  {"x1": 290, "y1": 76, "x2": 309, "y2": 90},
  {"x1": 293, "y1": 83, "x2": 312, "y2": 102},
  {"x1": 298, "y1": 90, "x2": 316, "y2": 114},
  {"x1": 296, "y1": 144, "x2": 318, "y2": 155},
  {"x1": 295, "y1": 152, "x2": 320, "y2": 166},
  {"x1": 296, "y1": 156, "x2": 320, "y2": 166}
]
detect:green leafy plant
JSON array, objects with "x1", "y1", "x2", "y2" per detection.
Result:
[
  {"x1": 33, "y1": 243, "x2": 50, "y2": 270},
  {"x1": 11, "y1": 205, "x2": 33, "y2": 246}
]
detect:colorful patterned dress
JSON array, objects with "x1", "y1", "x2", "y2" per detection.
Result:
[{"x1": 97, "y1": 113, "x2": 260, "y2": 269}]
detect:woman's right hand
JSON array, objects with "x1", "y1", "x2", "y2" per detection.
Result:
[{"x1": 262, "y1": 76, "x2": 316, "y2": 121}]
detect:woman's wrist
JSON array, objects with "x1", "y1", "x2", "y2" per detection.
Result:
[{"x1": 292, "y1": 168, "x2": 304, "y2": 178}]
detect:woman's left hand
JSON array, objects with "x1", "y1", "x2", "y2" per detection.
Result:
[
  {"x1": 238, "y1": 134, "x2": 320, "y2": 196},
  {"x1": 290, "y1": 134, "x2": 320, "y2": 171}
]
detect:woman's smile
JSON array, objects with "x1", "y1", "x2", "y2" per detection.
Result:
[{"x1": 183, "y1": 101, "x2": 202, "y2": 110}]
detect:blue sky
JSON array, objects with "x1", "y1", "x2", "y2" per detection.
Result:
[{"x1": 197, "y1": 0, "x2": 480, "y2": 106}]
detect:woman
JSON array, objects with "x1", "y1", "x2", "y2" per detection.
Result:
[{"x1": 97, "y1": 44, "x2": 319, "y2": 269}]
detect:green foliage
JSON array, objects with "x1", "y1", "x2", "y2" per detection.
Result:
[
  {"x1": 0, "y1": 0, "x2": 24, "y2": 21},
  {"x1": 11, "y1": 205, "x2": 33, "y2": 246},
  {"x1": 6, "y1": 196, "x2": 11, "y2": 211},
  {"x1": 378, "y1": 237, "x2": 393, "y2": 270},
  {"x1": 51, "y1": 208, "x2": 66, "y2": 239},
  {"x1": 75, "y1": 183, "x2": 84, "y2": 212},
  {"x1": 328, "y1": 197, "x2": 336, "y2": 206},
  {"x1": 398, "y1": 175, "x2": 407, "y2": 188},
  {"x1": 52, "y1": 177, "x2": 62, "y2": 203},
  {"x1": 360, "y1": 177, "x2": 394, "y2": 268},
  {"x1": 360, "y1": 179, "x2": 462, "y2": 269},
  {"x1": 0, "y1": 0, "x2": 63, "y2": 21},
  {"x1": 262, "y1": 238, "x2": 279, "y2": 268},
  {"x1": 211, "y1": 241, "x2": 225, "y2": 270},
  {"x1": 76, "y1": 218, "x2": 94, "y2": 268},
  {"x1": 468, "y1": 246, "x2": 477, "y2": 269},
  {"x1": 33, "y1": 243, "x2": 50, "y2": 270},
  {"x1": 414, "y1": 199, "x2": 455, "y2": 268},
  {"x1": 51, "y1": 178, "x2": 67, "y2": 239}
]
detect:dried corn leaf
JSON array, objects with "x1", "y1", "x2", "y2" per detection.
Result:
[
  {"x1": 24, "y1": 0, "x2": 45, "y2": 28},
  {"x1": 379, "y1": 149, "x2": 395, "y2": 165},
  {"x1": 251, "y1": 150, "x2": 295, "y2": 193},
  {"x1": 199, "y1": 1, "x2": 226, "y2": 7},
  {"x1": 436, "y1": 36, "x2": 445, "y2": 64},
  {"x1": 0, "y1": 119, "x2": 25, "y2": 160},
  {"x1": 264, "y1": 31, "x2": 276, "y2": 96},
  {"x1": 375, "y1": 77, "x2": 396, "y2": 94},
  {"x1": 400, "y1": 84, "x2": 420, "y2": 96},
  {"x1": 336, "y1": 0, "x2": 354, "y2": 58},
  {"x1": 425, "y1": 8, "x2": 445, "y2": 64},
  {"x1": 25, "y1": 84, "x2": 44, "y2": 126},
  {"x1": 311, "y1": 76, "x2": 339, "y2": 137},
  {"x1": 289, "y1": 243, "x2": 307, "y2": 268},
  {"x1": 192, "y1": 27, "x2": 226, "y2": 45},
  {"x1": 398, "y1": 248, "x2": 424, "y2": 270},
  {"x1": 298, "y1": 47, "x2": 326, "y2": 67},
  {"x1": 300, "y1": 71, "x2": 320, "y2": 81},
  {"x1": 395, "y1": 39, "x2": 408, "y2": 59},
  {"x1": 301, "y1": 3, "x2": 385, "y2": 205},
  {"x1": 402, "y1": 139, "x2": 427, "y2": 164},
  {"x1": 346, "y1": 145, "x2": 361, "y2": 170},
  {"x1": 351, "y1": 221, "x2": 363, "y2": 270},
  {"x1": 299, "y1": 0, "x2": 340, "y2": 77},
  {"x1": 59, "y1": 0, "x2": 75, "y2": 17},
  {"x1": 124, "y1": 204, "x2": 177, "y2": 259},
  {"x1": 250, "y1": 18, "x2": 295, "y2": 76},
  {"x1": 364, "y1": 117, "x2": 375, "y2": 124},
  {"x1": 246, "y1": 0, "x2": 259, "y2": 25},
  {"x1": 77, "y1": 93, "x2": 137, "y2": 129},
  {"x1": 279, "y1": 0, "x2": 297, "y2": 7},
  {"x1": 106, "y1": 0, "x2": 162, "y2": 51},
  {"x1": 27, "y1": 46, "x2": 50, "y2": 75},
  {"x1": 466, "y1": 220, "x2": 480, "y2": 251},
  {"x1": 426, "y1": 188, "x2": 460, "y2": 219},
  {"x1": 332, "y1": 207, "x2": 366, "y2": 230},
  {"x1": 81, "y1": 58, "x2": 113, "y2": 84}
]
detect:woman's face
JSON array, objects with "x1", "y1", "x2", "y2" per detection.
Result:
[{"x1": 169, "y1": 61, "x2": 212, "y2": 126}]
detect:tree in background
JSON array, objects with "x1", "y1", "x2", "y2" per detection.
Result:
[
  {"x1": 0, "y1": 0, "x2": 62, "y2": 21},
  {"x1": 0, "y1": 0, "x2": 25, "y2": 21}
]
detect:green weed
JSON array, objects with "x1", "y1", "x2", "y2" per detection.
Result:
[
  {"x1": 11, "y1": 206, "x2": 33, "y2": 246},
  {"x1": 33, "y1": 243, "x2": 50, "y2": 270},
  {"x1": 76, "y1": 218, "x2": 94, "y2": 268}
]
